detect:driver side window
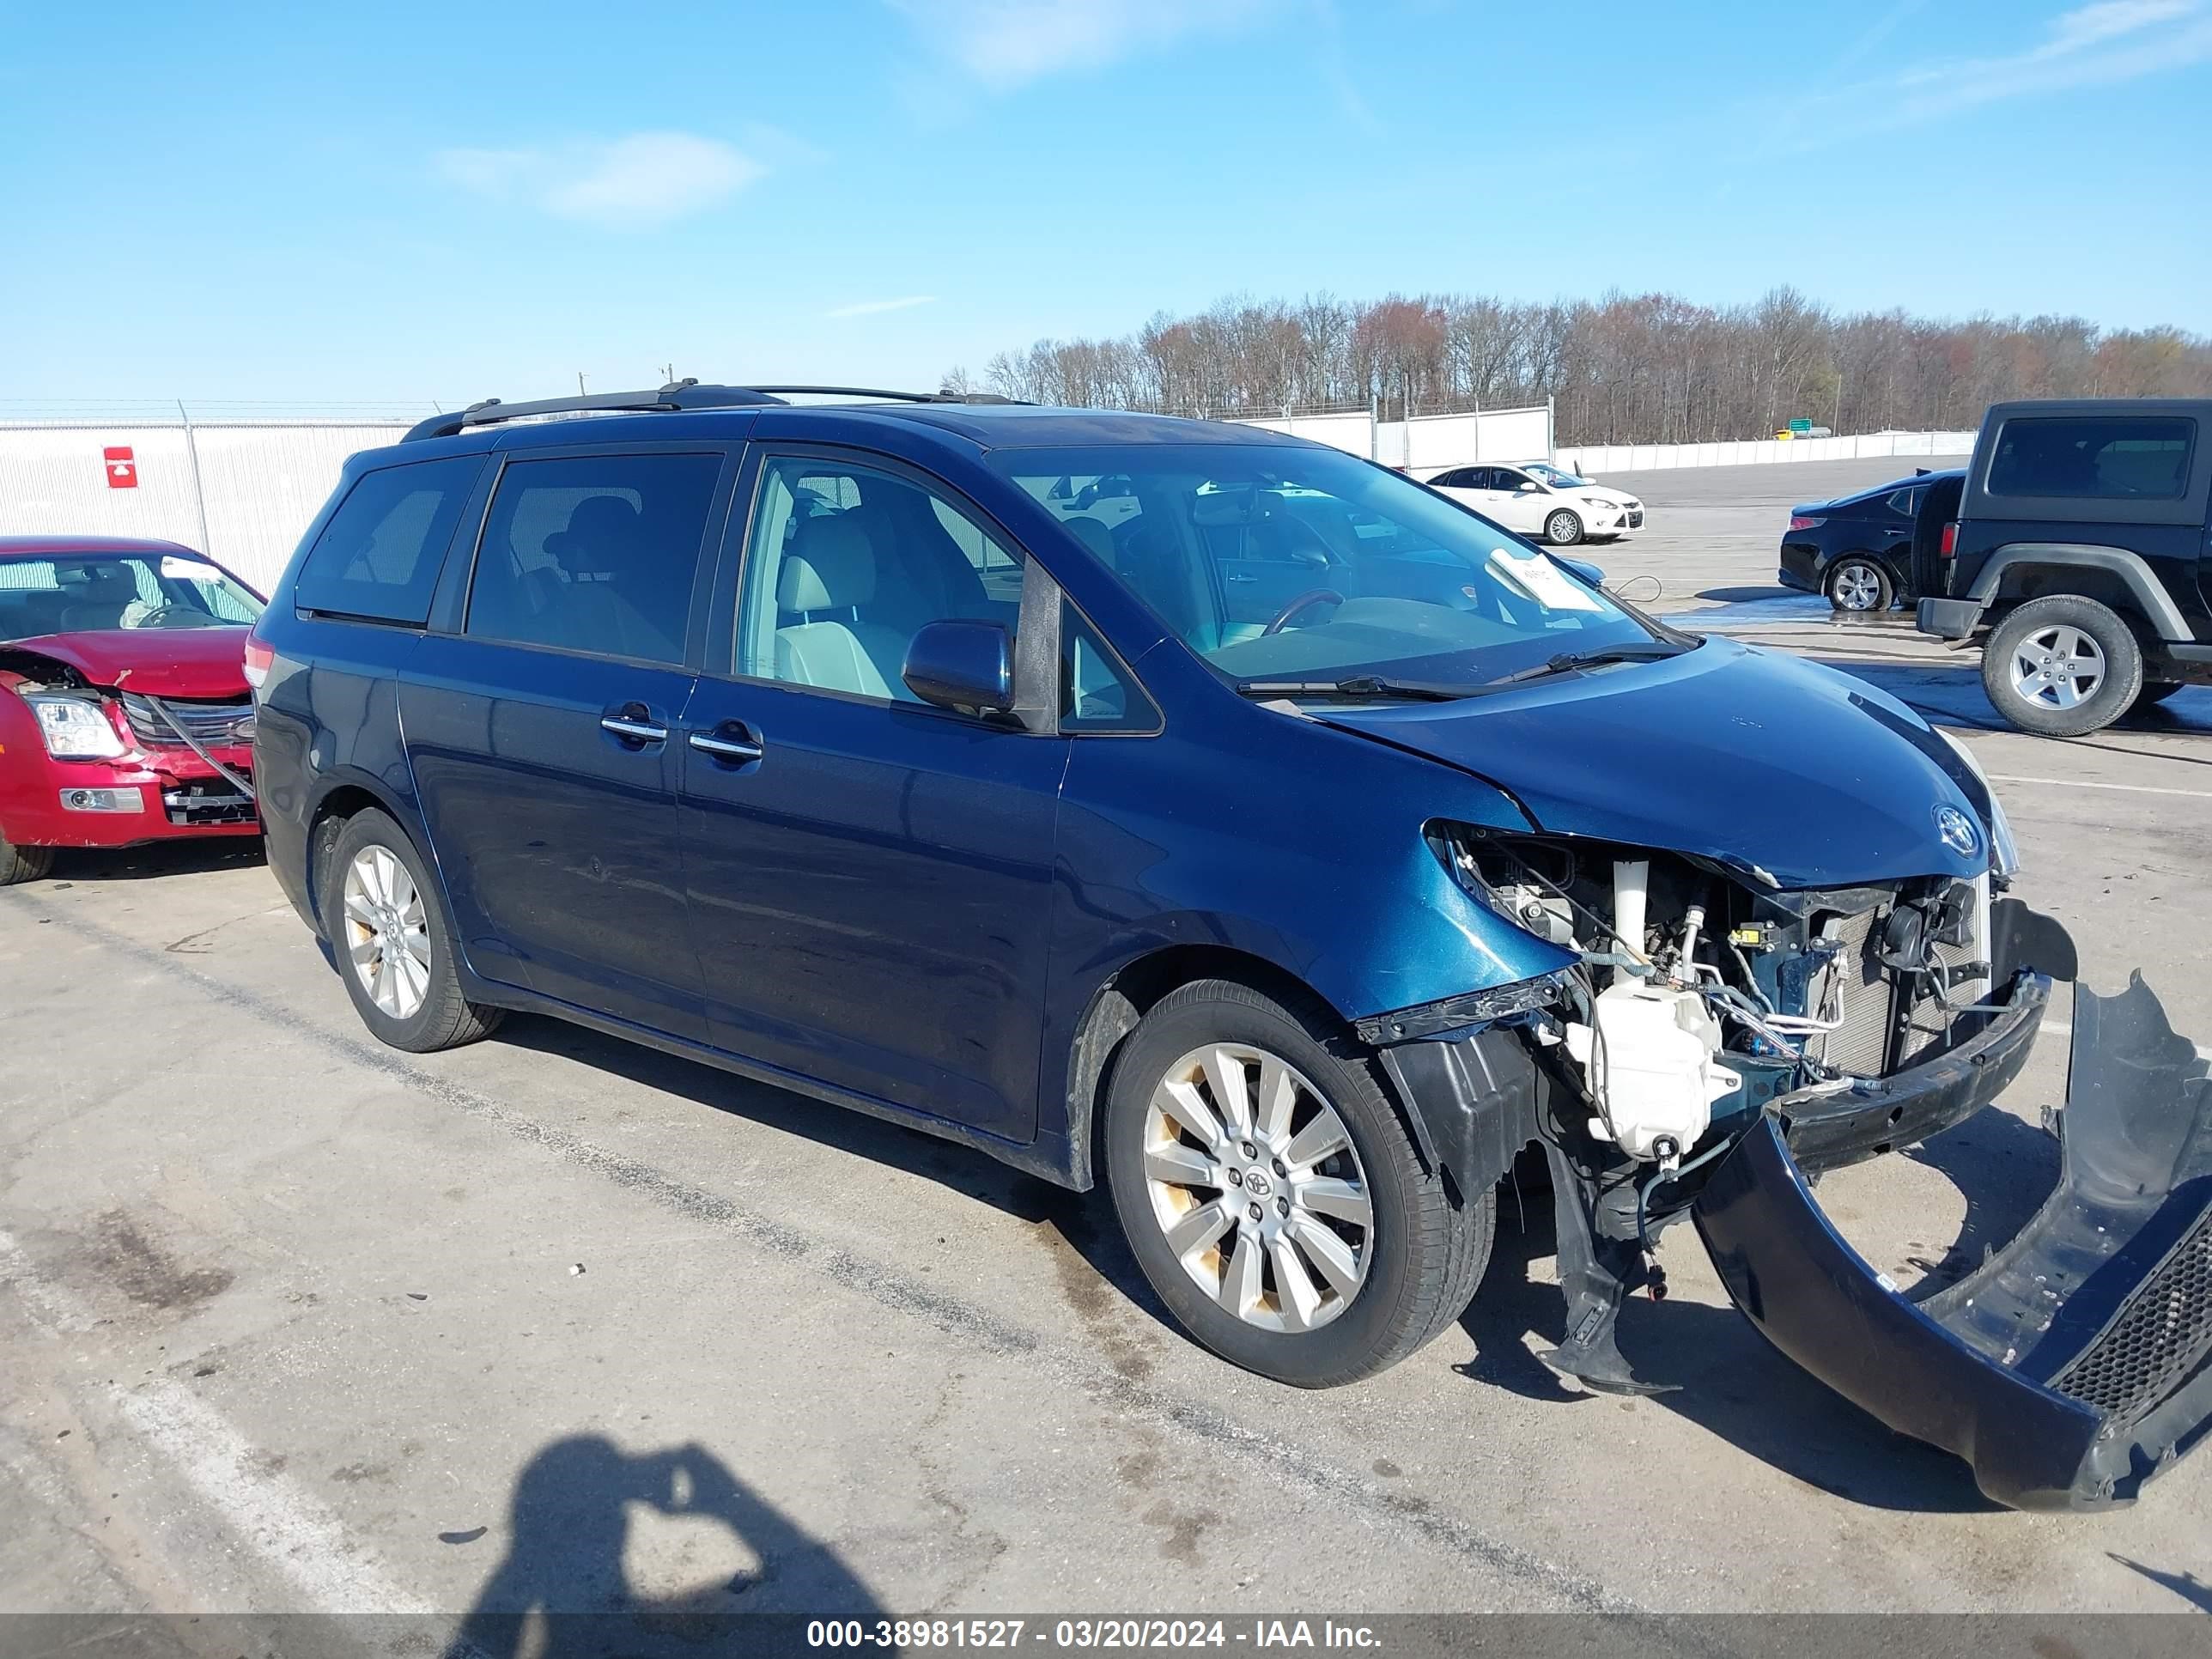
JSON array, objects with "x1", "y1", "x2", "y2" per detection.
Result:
[{"x1": 735, "y1": 456, "x2": 1024, "y2": 702}]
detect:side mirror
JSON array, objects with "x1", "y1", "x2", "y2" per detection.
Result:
[
  {"x1": 1516, "y1": 480, "x2": 1542, "y2": 494},
  {"x1": 1556, "y1": 556, "x2": 1606, "y2": 588},
  {"x1": 902, "y1": 620, "x2": 1014, "y2": 715}
]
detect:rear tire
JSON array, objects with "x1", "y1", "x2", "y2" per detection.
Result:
[
  {"x1": 1103, "y1": 979, "x2": 1492, "y2": 1388},
  {"x1": 1982, "y1": 595, "x2": 2143, "y2": 738},
  {"x1": 1542, "y1": 509, "x2": 1584, "y2": 546},
  {"x1": 324, "y1": 808, "x2": 502, "y2": 1052},
  {"x1": 1824, "y1": 556, "x2": 1893, "y2": 613},
  {"x1": 0, "y1": 835, "x2": 54, "y2": 886}
]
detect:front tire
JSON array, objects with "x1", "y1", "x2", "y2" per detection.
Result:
[
  {"x1": 1103, "y1": 980, "x2": 1492, "y2": 1388},
  {"x1": 1982, "y1": 595, "x2": 2143, "y2": 737},
  {"x1": 1542, "y1": 509, "x2": 1584, "y2": 546},
  {"x1": 0, "y1": 834, "x2": 54, "y2": 885},
  {"x1": 324, "y1": 808, "x2": 502, "y2": 1052},
  {"x1": 1824, "y1": 556, "x2": 1893, "y2": 613}
]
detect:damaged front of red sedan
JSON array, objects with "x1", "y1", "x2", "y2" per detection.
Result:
[{"x1": 0, "y1": 537, "x2": 264, "y2": 883}]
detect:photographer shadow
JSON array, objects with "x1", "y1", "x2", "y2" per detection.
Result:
[{"x1": 448, "y1": 1436, "x2": 884, "y2": 1659}]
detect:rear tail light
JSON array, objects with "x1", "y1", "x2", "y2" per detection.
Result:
[
  {"x1": 1787, "y1": 515, "x2": 1822, "y2": 532},
  {"x1": 1939, "y1": 521, "x2": 1959, "y2": 558},
  {"x1": 242, "y1": 630, "x2": 274, "y2": 693}
]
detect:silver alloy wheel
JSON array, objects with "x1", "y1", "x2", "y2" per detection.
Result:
[
  {"x1": 1829, "y1": 561, "x2": 1883, "y2": 611},
  {"x1": 1141, "y1": 1042, "x2": 1373, "y2": 1333},
  {"x1": 342, "y1": 845, "x2": 431, "y2": 1019},
  {"x1": 1545, "y1": 510, "x2": 1579, "y2": 544},
  {"x1": 2008, "y1": 623, "x2": 2106, "y2": 710}
]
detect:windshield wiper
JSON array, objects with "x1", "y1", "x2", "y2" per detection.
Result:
[
  {"x1": 1234, "y1": 674, "x2": 1468, "y2": 702},
  {"x1": 1488, "y1": 642, "x2": 1688, "y2": 686}
]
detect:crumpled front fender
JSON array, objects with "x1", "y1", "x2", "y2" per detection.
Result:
[{"x1": 1694, "y1": 975, "x2": 2212, "y2": 1510}]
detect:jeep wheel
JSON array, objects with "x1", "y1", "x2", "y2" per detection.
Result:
[
  {"x1": 1103, "y1": 979, "x2": 1492, "y2": 1388},
  {"x1": 1983, "y1": 595, "x2": 2143, "y2": 738},
  {"x1": 1542, "y1": 509, "x2": 1584, "y2": 546},
  {"x1": 1824, "y1": 556, "x2": 1892, "y2": 613},
  {"x1": 325, "y1": 808, "x2": 502, "y2": 1052},
  {"x1": 0, "y1": 834, "x2": 54, "y2": 886}
]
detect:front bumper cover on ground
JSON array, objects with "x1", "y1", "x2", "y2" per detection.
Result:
[{"x1": 1696, "y1": 975, "x2": 2212, "y2": 1510}]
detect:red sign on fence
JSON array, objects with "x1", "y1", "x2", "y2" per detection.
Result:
[{"x1": 103, "y1": 447, "x2": 138, "y2": 489}]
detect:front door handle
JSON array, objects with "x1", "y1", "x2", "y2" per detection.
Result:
[
  {"x1": 688, "y1": 724, "x2": 764, "y2": 764},
  {"x1": 1224, "y1": 573, "x2": 1260, "y2": 584}
]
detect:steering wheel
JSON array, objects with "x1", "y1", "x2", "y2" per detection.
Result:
[
  {"x1": 1262, "y1": 588, "x2": 1346, "y2": 636},
  {"x1": 132, "y1": 604, "x2": 210, "y2": 627}
]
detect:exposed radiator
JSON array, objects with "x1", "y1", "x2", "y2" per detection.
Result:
[
  {"x1": 1808, "y1": 876, "x2": 1991, "y2": 1076},
  {"x1": 1809, "y1": 908, "x2": 1895, "y2": 1076}
]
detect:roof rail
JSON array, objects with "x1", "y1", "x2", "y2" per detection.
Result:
[
  {"x1": 401, "y1": 380, "x2": 1027, "y2": 442},
  {"x1": 746, "y1": 385, "x2": 1029, "y2": 406}
]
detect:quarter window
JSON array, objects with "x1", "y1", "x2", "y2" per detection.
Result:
[
  {"x1": 294, "y1": 457, "x2": 483, "y2": 625},
  {"x1": 1060, "y1": 602, "x2": 1157, "y2": 733},
  {"x1": 735, "y1": 456, "x2": 1024, "y2": 702},
  {"x1": 1988, "y1": 416, "x2": 2196, "y2": 501},
  {"x1": 465, "y1": 453, "x2": 724, "y2": 665}
]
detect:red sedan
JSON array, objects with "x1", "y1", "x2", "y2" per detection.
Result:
[{"x1": 0, "y1": 536, "x2": 264, "y2": 883}]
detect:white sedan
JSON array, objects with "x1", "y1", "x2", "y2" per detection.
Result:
[{"x1": 1423, "y1": 460, "x2": 1644, "y2": 545}]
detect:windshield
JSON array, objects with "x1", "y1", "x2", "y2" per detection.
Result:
[
  {"x1": 0, "y1": 554, "x2": 264, "y2": 642},
  {"x1": 997, "y1": 444, "x2": 1662, "y2": 689},
  {"x1": 1522, "y1": 462, "x2": 1590, "y2": 489}
]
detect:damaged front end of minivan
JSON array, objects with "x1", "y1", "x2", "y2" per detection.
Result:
[{"x1": 1359, "y1": 819, "x2": 2212, "y2": 1512}]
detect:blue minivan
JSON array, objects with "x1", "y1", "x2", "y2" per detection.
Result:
[{"x1": 252, "y1": 384, "x2": 2209, "y2": 1510}]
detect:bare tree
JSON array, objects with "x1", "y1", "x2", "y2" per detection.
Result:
[{"x1": 980, "y1": 285, "x2": 2212, "y2": 442}]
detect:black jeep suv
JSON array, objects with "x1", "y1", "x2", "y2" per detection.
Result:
[{"x1": 1914, "y1": 398, "x2": 2211, "y2": 735}]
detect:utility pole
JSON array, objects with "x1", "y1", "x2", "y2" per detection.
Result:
[{"x1": 178, "y1": 400, "x2": 213, "y2": 558}]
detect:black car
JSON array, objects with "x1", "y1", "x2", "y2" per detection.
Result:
[
  {"x1": 1916, "y1": 398, "x2": 2212, "y2": 735},
  {"x1": 1778, "y1": 469, "x2": 1963, "y2": 611}
]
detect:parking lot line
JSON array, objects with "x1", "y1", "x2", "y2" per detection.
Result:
[
  {"x1": 1984, "y1": 773, "x2": 2212, "y2": 800},
  {"x1": 112, "y1": 1378, "x2": 429, "y2": 1616}
]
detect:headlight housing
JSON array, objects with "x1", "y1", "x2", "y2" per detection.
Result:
[
  {"x1": 23, "y1": 693, "x2": 129, "y2": 761},
  {"x1": 1581, "y1": 494, "x2": 1615, "y2": 509},
  {"x1": 1937, "y1": 728, "x2": 2019, "y2": 878}
]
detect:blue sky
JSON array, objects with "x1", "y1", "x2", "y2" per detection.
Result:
[{"x1": 3, "y1": 0, "x2": 2209, "y2": 410}]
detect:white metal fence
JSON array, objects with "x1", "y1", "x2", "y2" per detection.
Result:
[
  {"x1": 1556, "y1": 429, "x2": 1978, "y2": 477},
  {"x1": 0, "y1": 421, "x2": 409, "y2": 595},
  {"x1": 1233, "y1": 404, "x2": 1556, "y2": 469}
]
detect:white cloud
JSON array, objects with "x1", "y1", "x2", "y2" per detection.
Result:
[
  {"x1": 1801, "y1": 0, "x2": 2211, "y2": 138},
  {"x1": 434, "y1": 131, "x2": 763, "y2": 228},
  {"x1": 824, "y1": 295, "x2": 939, "y2": 319},
  {"x1": 1894, "y1": 0, "x2": 2211, "y2": 104},
  {"x1": 889, "y1": 0, "x2": 1272, "y2": 90},
  {"x1": 2049, "y1": 0, "x2": 2195, "y2": 49}
]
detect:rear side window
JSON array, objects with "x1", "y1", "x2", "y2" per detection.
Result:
[
  {"x1": 1987, "y1": 416, "x2": 2196, "y2": 501},
  {"x1": 294, "y1": 458, "x2": 483, "y2": 624},
  {"x1": 465, "y1": 452, "x2": 723, "y2": 665}
]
